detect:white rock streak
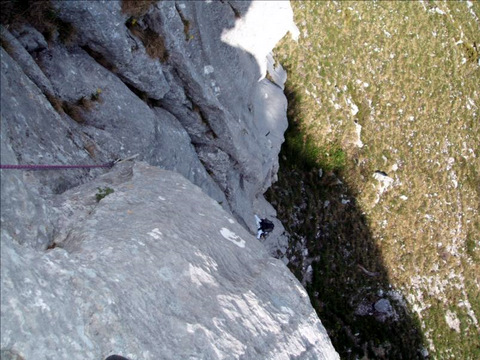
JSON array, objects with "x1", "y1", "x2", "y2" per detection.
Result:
[
  {"x1": 147, "y1": 228, "x2": 163, "y2": 240},
  {"x1": 220, "y1": 228, "x2": 246, "y2": 248}
]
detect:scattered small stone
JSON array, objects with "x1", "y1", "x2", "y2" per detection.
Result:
[
  {"x1": 374, "y1": 298, "x2": 397, "y2": 322},
  {"x1": 420, "y1": 347, "x2": 429, "y2": 358}
]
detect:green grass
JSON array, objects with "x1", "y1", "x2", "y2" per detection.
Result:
[
  {"x1": 95, "y1": 187, "x2": 114, "y2": 202},
  {"x1": 268, "y1": 1, "x2": 480, "y2": 358}
]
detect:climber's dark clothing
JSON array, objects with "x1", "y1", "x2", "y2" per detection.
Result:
[
  {"x1": 255, "y1": 215, "x2": 274, "y2": 239},
  {"x1": 260, "y1": 219, "x2": 274, "y2": 233}
]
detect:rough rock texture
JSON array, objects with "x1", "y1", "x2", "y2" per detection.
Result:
[
  {"x1": 51, "y1": 0, "x2": 170, "y2": 100},
  {"x1": 0, "y1": 0, "x2": 295, "y2": 252},
  {"x1": 1, "y1": 0, "x2": 339, "y2": 358},
  {"x1": 1, "y1": 162, "x2": 338, "y2": 360}
]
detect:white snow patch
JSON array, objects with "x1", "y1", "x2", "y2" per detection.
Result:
[
  {"x1": 220, "y1": 228, "x2": 246, "y2": 248},
  {"x1": 221, "y1": 1, "x2": 299, "y2": 80}
]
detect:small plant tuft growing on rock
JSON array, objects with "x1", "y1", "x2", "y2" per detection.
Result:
[
  {"x1": 96, "y1": 187, "x2": 114, "y2": 202},
  {"x1": 126, "y1": 18, "x2": 168, "y2": 62},
  {"x1": 0, "y1": 0, "x2": 76, "y2": 44},
  {"x1": 121, "y1": 0, "x2": 157, "y2": 18},
  {"x1": 45, "y1": 93, "x2": 64, "y2": 114},
  {"x1": 175, "y1": 3, "x2": 193, "y2": 42}
]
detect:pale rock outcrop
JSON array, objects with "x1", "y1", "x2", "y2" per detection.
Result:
[{"x1": 1, "y1": 162, "x2": 339, "y2": 360}]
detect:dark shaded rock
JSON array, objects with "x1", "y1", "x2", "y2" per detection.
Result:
[
  {"x1": 1, "y1": 26, "x2": 54, "y2": 96},
  {"x1": 9, "y1": 23, "x2": 48, "y2": 52}
]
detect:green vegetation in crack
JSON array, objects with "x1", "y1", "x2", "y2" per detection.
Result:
[{"x1": 96, "y1": 187, "x2": 114, "y2": 203}]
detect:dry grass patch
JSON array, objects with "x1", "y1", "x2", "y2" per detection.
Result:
[
  {"x1": 0, "y1": 0, "x2": 75, "y2": 44},
  {"x1": 270, "y1": 1, "x2": 480, "y2": 358},
  {"x1": 126, "y1": 18, "x2": 168, "y2": 61},
  {"x1": 121, "y1": 0, "x2": 157, "y2": 18}
]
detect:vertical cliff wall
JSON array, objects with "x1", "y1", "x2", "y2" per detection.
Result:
[
  {"x1": 1, "y1": 0, "x2": 297, "y2": 254},
  {"x1": 1, "y1": 1, "x2": 339, "y2": 358}
]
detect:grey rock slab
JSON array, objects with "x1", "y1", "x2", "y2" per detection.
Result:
[
  {"x1": 1, "y1": 162, "x2": 339, "y2": 360},
  {"x1": 151, "y1": 108, "x2": 228, "y2": 206},
  {"x1": 36, "y1": 44, "x2": 157, "y2": 160},
  {"x1": 220, "y1": 0, "x2": 299, "y2": 79},
  {"x1": 374, "y1": 299, "x2": 393, "y2": 315},
  {"x1": 0, "y1": 26, "x2": 54, "y2": 96},
  {"x1": 253, "y1": 196, "x2": 289, "y2": 260},
  {"x1": 0, "y1": 122, "x2": 53, "y2": 250},
  {"x1": 373, "y1": 298, "x2": 398, "y2": 323},
  {"x1": 51, "y1": 0, "x2": 169, "y2": 100},
  {"x1": 267, "y1": 52, "x2": 288, "y2": 90},
  {"x1": 9, "y1": 23, "x2": 48, "y2": 53},
  {"x1": 36, "y1": 42, "x2": 226, "y2": 205},
  {"x1": 148, "y1": 1, "x2": 289, "y2": 233},
  {"x1": 0, "y1": 48, "x2": 95, "y2": 195}
]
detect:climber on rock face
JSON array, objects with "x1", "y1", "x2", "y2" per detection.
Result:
[{"x1": 255, "y1": 215, "x2": 274, "y2": 239}]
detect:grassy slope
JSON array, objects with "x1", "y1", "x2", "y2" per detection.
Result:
[{"x1": 268, "y1": 1, "x2": 479, "y2": 359}]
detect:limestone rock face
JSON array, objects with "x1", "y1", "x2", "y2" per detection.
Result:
[
  {"x1": 1, "y1": 162, "x2": 338, "y2": 360},
  {"x1": 1, "y1": 0, "x2": 294, "y2": 249},
  {"x1": 1, "y1": 1, "x2": 339, "y2": 358},
  {"x1": 51, "y1": 0, "x2": 170, "y2": 100}
]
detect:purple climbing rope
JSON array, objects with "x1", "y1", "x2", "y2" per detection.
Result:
[
  {"x1": 0, "y1": 162, "x2": 115, "y2": 170},
  {"x1": 0, "y1": 154, "x2": 139, "y2": 170}
]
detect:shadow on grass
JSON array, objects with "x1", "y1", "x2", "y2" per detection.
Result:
[{"x1": 266, "y1": 86, "x2": 426, "y2": 360}]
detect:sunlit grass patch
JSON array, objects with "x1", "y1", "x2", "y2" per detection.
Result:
[{"x1": 270, "y1": 0, "x2": 480, "y2": 358}]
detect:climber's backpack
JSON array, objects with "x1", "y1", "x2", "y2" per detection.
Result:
[{"x1": 260, "y1": 219, "x2": 274, "y2": 233}]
